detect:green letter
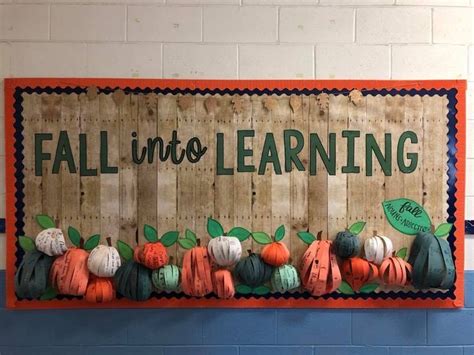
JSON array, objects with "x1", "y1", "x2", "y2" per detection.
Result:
[
  {"x1": 259, "y1": 133, "x2": 281, "y2": 175},
  {"x1": 309, "y1": 133, "x2": 336, "y2": 175},
  {"x1": 100, "y1": 131, "x2": 118, "y2": 174},
  {"x1": 79, "y1": 134, "x2": 97, "y2": 176},
  {"x1": 284, "y1": 129, "x2": 305, "y2": 172},
  {"x1": 342, "y1": 130, "x2": 360, "y2": 174},
  {"x1": 216, "y1": 133, "x2": 233, "y2": 175},
  {"x1": 398, "y1": 131, "x2": 418, "y2": 173},
  {"x1": 35, "y1": 133, "x2": 52, "y2": 176},
  {"x1": 237, "y1": 130, "x2": 255, "y2": 173},
  {"x1": 366, "y1": 134, "x2": 392, "y2": 176},
  {"x1": 52, "y1": 131, "x2": 76, "y2": 174}
]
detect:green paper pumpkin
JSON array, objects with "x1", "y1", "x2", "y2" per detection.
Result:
[
  {"x1": 15, "y1": 250, "x2": 54, "y2": 299},
  {"x1": 234, "y1": 253, "x2": 272, "y2": 288},
  {"x1": 114, "y1": 260, "x2": 153, "y2": 301},
  {"x1": 152, "y1": 264, "x2": 181, "y2": 291},
  {"x1": 334, "y1": 231, "x2": 360, "y2": 259},
  {"x1": 271, "y1": 264, "x2": 300, "y2": 293}
]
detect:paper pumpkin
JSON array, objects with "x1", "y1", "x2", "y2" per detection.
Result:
[
  {"x1": 181, "y1": 246, "x2": 213, "y2": 297},
  {"x1": 35, "y1": 228, "x2": 68, "y2": 256},
  {"x1": 298, "y1": 231, "x2": 342, "y2": 296},
  {"x1": 85, "y1": 276, "x2": 115, "y2": 303},
  {"x1": 364, "y1": 235, "x2": 393, "y2": 265},
  {"x1": 207, "y1": 236, "x2": 242, "y2": 267},
  {"x1": 87, "y1": 240, "x2": 121, "y2": 277},
  {"x1": 379, "y1": 256, "x2": 412, "y2": 287},
  {"x1": 341, "y1": 257, "x2": 378, "y2": 291},
  {"x1": 253, "y1": 225, "x2": 290, "y2": 267},
  {"x1": 408, "y1": 228, "x2": 455, "y2": 290},
  {"x1": 15, "y1": 249, "x2": 54, "y2": 299},
  {"x1": 271, "y1": 264, "x2": 300, "y2": 293},
  {"x1": 152, "y1": 264, "x2": 181, "y2": 291},
  {"x1": 133, "y1": 225, "x2": 179, "y2": 270},
  {"x1": 333, "y1": 221, "x2": 366, "y2": 259},
  {"x1": 212, "y1": 269, "x2": 235, "y2": 299},
  {"x1": 50, "y1": 248, "x2": 90, "y2": 296},
  {"x1": 114, "y1": 260, "x2": 153, "y2": 301},
  {"x1": 234, "y1": 252, "x2": 273, "y2": 288}
]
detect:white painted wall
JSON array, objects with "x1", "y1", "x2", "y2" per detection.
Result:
[{"x1": 0, "y1": 0, "x2": 472, "y2": 269}]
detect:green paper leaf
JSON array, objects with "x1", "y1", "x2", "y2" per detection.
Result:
[
  {"x1": 274, "y1": 225, "x2": 285, "y2": 242},
  {"x1": 178, "y1": 238, "x2": 196, "y2": 250},
  {"x1": 236, "y1": 284, "x2": 252, "y2": 295},
  {"x1": 396, "y1": 247, "x2": 408, "y2": 260},
  {"x1": 252, "y1": 232, "x2": 272, "y2": 245},
  {"x1": 84, "y1": 234, "x2": 100, "y2": 251},
  {"x1": 68, "y1": 226, "x2": 81, "y2": 247},
  {"x1": 160, "y1": 231, "x2": 179, "y2": 247},
  {"x1": 253, "y1": 286, "x2": 271, "y2": 295},
  {"x1": 348, "y1": 221, "x2": 366, "y2": 235},
  {"x1": 227, "y1": 227, "x2": 251, "y2": 242},
  {"x1": 144, "y1": 224, "x2": 159, "y2": 243},
  {"x1": 434, "y1": 223, "x2": 453, "y2": 238},
  {"x1": 207, "y1": 218, "x2": 224, "y2": 238},
  {"x1": 338, "y1": 280, "x2": 355, "y2": 295},
  {"x1": 382, "y1": 198, "x2": 431, "y2": 235},
  {"x1": 297, "y1": 231, "x2": 316, "y2": 245},
  {"x1": 36, "y1": 215, "x2": 55, "y2": 229},
  {"x1": 19, "y1": 236, "x2": 36, "y2": 252},
  {"x1": 359, "y1": 283, "x2": 379, "y2": 294},
  {"x1": 40, "y1": 287, "x2": 57, "y2": 300},
  {"x1": 117, "y1": 240, "x2": 134, "y2": 261},
  {"x1": 185, "y1": 229, "x2": 197, "y2": 244}
]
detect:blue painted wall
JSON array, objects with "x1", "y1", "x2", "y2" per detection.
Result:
[{"x1": 1, "y1": 271, "x2": 473, "y2": 355}]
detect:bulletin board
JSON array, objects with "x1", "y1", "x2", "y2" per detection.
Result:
[{"x1": 4, "y1": 79, "x2": 466, "y2": 309}]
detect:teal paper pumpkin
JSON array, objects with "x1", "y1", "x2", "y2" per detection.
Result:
[
  {"x1": 334, "y1": 231, "x2": 360, "y2": 259},
  {"x1": 234, "y1": 253, "x2": 272, "y2": 288},
  {"x1": 152, "y1": 264, "x2": 181, "y2": 291},
  {"x1": 15, "y1": 250, "x2": 54, "y2": 299},
  {"x1": 114, "y1": 260, "x2": 153, "y2": 301},
  {"x1": 271, "y1": 264, "x2": 300, "y2": 293}
]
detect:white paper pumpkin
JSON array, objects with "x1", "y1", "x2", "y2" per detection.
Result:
[
  {"x1": 35, "y1": 228, "x2": 68, "y2": 256},
  {"x1": 207, "y1": 236, "x2": 242, "y2": 267},
  {"x1": 364, "y1": 235, "x2": 393, "y2": 265},
  {"x1": 87, "y1": 245, "x2": 121, "y2": 277}
]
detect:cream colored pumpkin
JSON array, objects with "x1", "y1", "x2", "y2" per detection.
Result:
[
  {"x1": 207, "y1": 236, "x2": 242, "y2": 267},
  {"x1": 364, "y1": 235, "x2": 393, "y2": 265},
  {"x1": 87, "y1": 245, "x2": 121, "y2": 277},
  {"x1": 35, "y1": 228, "x2": 67, "y2": 256}
]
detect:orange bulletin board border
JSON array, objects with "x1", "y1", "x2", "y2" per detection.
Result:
[{"x1": 4, "y1": 78, "x2": 466, "y2": 309}]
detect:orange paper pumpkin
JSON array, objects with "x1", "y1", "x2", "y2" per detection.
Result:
[
  {"x1": 50, "y1": 248, "x2": 90, "y2": 296},
  {"x1": 212, "y1": 269, "x2": 235, "y2": 299},
  {"x1": 133, "y1": 242, "x2": 168, "y2": 270},
  {"x1": 85, "y1": 276, "x2": 115, "y2": 303},
  {"x1": 379, "y1": 256, "x2": 412, "y2": 287},
  {"x1": 261, "y1": 242, "x2": 290, "y2": 267},
  {"x1": 181, "y1": 246, "x2": 213, "y2": 297},
  {"x1": 299, "y1": 239, "x2": 342, "y2": 296},
  {"x1": 341, "y1": 257, "x2": 379, "y2": 291}
]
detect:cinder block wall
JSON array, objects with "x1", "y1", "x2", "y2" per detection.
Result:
[{"x1": 0, "y1": 1, "x2": 473, "y2": 354}]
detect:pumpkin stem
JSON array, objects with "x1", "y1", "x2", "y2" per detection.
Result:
[
  {"x1": 79, "y1": 237, "x2": 85, "y2": 249},
  {"x1": 247, "y1": 249, "x2": 252, "y2": 256},
  {"x1": 317, "y1": 231, "x2": 322, "y2": 241},
  {"x1": 169, "y1": 256, "x2": 174, "y2": 264},
  {"x1": 430, "y1": 224, "x2": 435, "y2": 233},
  {"x1": 135, "y1": 228, "x2": 139, "y2": 246},
  {"x1": 196, "y1": 238, "x2": 201, "y2": 247},
  {"x1": 106, "y1": 237, "x2": 112, "y2": 247},
  {"x1": 373, "y1": 230, "x2": 378, "y2": 237}
]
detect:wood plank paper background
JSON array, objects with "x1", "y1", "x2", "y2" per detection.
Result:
[{"x1": 20, "y1": 91, "x2": 448, "y2": 287}]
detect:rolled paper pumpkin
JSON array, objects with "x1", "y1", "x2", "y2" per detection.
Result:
[
  {"x1": 85, "y1": 276, "x2": 115, "y2": 303},
  {"x1": 234, "y1": 253, "x2": 273, "y2": 288},
  {"x1": 134, "y1": 242, "x2": 168, "y2": 270},
  {"x1": 408, "y1": 232, "x2": 455, "y2": 290},
  {"x1": 181, "y1": 246, "x2": 213, "y2": 297},
  {"x1": 114, "y1": 260, "x2": 153, "y2": 301},
  {"x1": 300, "y1": 240, "x2": 342, "y2": 296},
  {"x1": 15, "y1": 250, "x2": 54, "y2": 299},
  {"x1": 87, "y1": 244, "x2": 121, "y2": 277},
  {"x1": 208, "y1": 236, "x2": 242, "y2": 267},
  {"x1": 341, "y1": 257, "x2": 378, "y2": 291},
  {"x1": 379, "y1": 256, "x2": 412, "y2": 287},
  {"x1": 212, "y1": 269, "x2": 235, "y2": 299},
  {"x1": 334, "y1": 231, "x2": 360, "y2": 259},
  {"x1": 261, "y1": 242, "x2": 290, "y2": 267},
  {"x1": 271, "y1": 264, "x2": 300, "y2": 293},
  {"x1": 364, "y1": 235, "x2": 393, "y2": 265},
  {"x1": 152, "y1": 264, "x2": 181, "y2": 291},
  {"x1": 35, "y1": 228, "x2": 68, "y2": 256},
  {"x1": 50, "y1": 248, "x2": 90, "y2": 296}
]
